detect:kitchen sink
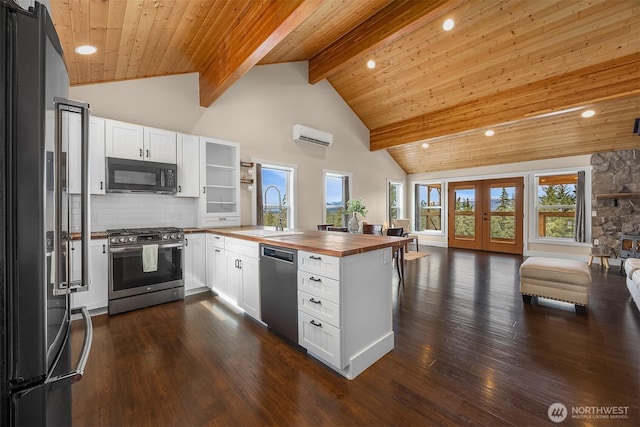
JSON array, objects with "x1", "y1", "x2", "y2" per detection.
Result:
[{"x1": 230, "y1": 229, "x2": 304, "y2": 238}]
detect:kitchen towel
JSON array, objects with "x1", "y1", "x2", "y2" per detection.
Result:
[{"x1": 142, "y1": 244, "x2": 158, "y2": 273}]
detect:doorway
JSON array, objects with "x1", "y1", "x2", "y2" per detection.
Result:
[{"x1": 447, "y1": 177, "x2": 524, "y2": 254}]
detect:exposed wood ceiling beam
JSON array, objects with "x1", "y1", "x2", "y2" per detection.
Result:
[
  {"x1": 198, "y1": 0, "x2": 323, "y2": 107},
  {"x1": 370, "y1": 53, "x2": 640, "y2": 151},
  {"x1": 307, "y1": 0, "x2": 464, "y2": 85},
  {"x1": 387, "y1": 96, "x2": 639, "y2": 174}
]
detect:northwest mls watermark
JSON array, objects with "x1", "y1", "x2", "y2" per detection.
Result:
[{"x1": 548, "y1": 403, "x2": 630, "y2": 423}]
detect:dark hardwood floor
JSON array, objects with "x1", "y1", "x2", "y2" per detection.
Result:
[{"x1": 71, "y1": 247, "x2": 640, "y2": 426}]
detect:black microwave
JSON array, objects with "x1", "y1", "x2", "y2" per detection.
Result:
[{"x1": 106, "y1": 157, "x2": 177, "y2": 194}]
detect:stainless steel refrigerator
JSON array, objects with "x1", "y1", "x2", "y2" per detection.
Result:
[{"x1": 1, "y1": 1, "x2": 93, "y2": 425}]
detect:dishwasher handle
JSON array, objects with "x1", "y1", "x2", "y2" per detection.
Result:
[{"x1": 261, "y1": 246, "x2": 296, "y2": 264}]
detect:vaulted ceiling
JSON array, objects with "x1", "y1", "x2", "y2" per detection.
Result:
[{"x1": 50, "y1": 0, "x2": 640, "y2": 174}]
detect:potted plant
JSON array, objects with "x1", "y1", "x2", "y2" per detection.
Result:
[{"x1": 346, "y1": 197, "x2": 368, "y2": 233}]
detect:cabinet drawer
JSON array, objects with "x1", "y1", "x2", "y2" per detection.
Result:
[
  {"x1": 297, "y1": 270, "x2": 340, "y2": 305},
  {"x1": 206, "y1": 233, "x2": 225, "y2": 249},
  {"x1": 298, "y1": 311, "x2": 343, "y2": 369},
  {"x1": 225, "y1": 237, "x2": 259, "y2": 259},
  {"x1": 298, "y1": 290, "x2": 341, "y2": 328},
  {"x1": 298, "y1": 250, "x2": 340, "y2": 280},
  {"x1": 200, "y1": 216, "x2": 240, "y2": 228}
]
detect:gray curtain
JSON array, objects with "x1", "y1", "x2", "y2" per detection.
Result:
[
  {"x1": 574, "y1": 170, "x2": 586, "y2": 243},
  {"x1": 255, "y1": 163, "x2": 263, "y2": 225},
  {"x1": 342, "y1": 176, "x2": 350, "y2": 227}
]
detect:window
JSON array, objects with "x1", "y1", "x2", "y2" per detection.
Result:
[
  {"x1": 535, "y1": 173, "x2": 577, "y2": 239},
  {"x1": 388, "y1": 181, "x2": 404, "y2": 223},
  {"x1": 323, "y1": 171, "x2": 351, "y2": 227},
  {"x1": 415, "y1": 182, "x2": 442, "y2": 232},
  {"x1": 256, "y1": 163, "x2": 296, "y2": 228}
]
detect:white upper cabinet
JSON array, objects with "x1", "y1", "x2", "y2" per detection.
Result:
[
  {"x1": 176, "y1": 133, "x2": 200, "y2": 197},
  {"x1": 89, "y1": 117, "x2": 106, "y2": 194},
  {"x1": 105, "y1": 119, "x2": 144, "y2": 161},
  {"x1": 104, "y1": 120, "x2": 176, "y2": 163},
  {"x1": 143, "y1": 126, "x2": 177, "y2": 164},
  {"x1": 67, "y1": 114, "x2": 106, "y2": 195},
  {"x1": 198, "y1": 137, "x2": 240, "y2": 227}
]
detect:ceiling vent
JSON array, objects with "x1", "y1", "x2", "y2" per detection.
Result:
[{"x1": 293, "y1": 124, "x2": 333, "y2": 147}]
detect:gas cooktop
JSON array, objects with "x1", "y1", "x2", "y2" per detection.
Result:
[{"x1": 106, "y1": 227, "x2": 184, "y2": 246}]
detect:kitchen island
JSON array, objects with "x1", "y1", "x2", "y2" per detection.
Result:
[{"x1": 194, "y1": 227, "x2": 411, "y2": 379}]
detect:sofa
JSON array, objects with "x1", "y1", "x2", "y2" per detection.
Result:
[{"x1": 624, "y1": 258, "x2": 640, "y2": 311}]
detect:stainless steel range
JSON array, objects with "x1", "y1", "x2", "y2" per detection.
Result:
[{"x1": 107, "y1": 227, "x2": 185, "y2": 315}]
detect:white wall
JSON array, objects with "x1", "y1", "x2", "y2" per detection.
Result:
[
  {"x1": 70, "y1": 62, "x2": 405, "y2": 231},
  {"x1": 408, "y1": 155, "x2": 593, "y2": 260}
]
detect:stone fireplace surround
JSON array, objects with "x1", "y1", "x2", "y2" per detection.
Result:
[{"x1": 591, "y1": 149, "x2": 640, "y2": 259}]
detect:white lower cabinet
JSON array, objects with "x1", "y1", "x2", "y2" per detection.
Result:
[
  {"x1": 225, "y1": 237, "x2": 260, "y2": 319},
  {"x1": 238, "y1": 254, "x2": 259, "y2": 319},
  {"x1": 184, "y1": 233, "x2": 206, "y2": 291},
  {"x1": 297, "y1": 248, "x2": 394, "y2": 379},
  {"x1": 297, "y1": 250, "x2": 343, "y2": 368},
  {"x1": 298, "y1": 311, "x2": 342, "y2": 368},
  {"x1": 71, "y1": 239, "x2": 108, "y2": 311},
  {"x1": 206, "y1": 234, "x2": 226, "y2": 293}
]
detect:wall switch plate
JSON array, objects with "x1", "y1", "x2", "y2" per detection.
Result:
[{"x1": 594, "y1": 238, "x2": 600, "y2": 246}]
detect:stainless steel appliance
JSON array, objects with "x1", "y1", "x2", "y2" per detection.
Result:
[
  {"x1": 106, "y1": 157, "x2": 177, "y2": 194},
  {"x1": 259, "y1": 244, "x2": 298, "y2": 344},
  {"x1": 1, "y1": 1, "x2": 93, "y2": 425},
  {"x1": 107, "y1": 227, "x2": 185, "y2": 315}
]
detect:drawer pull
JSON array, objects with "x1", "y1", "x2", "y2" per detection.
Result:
[
  {"x1": 309, "y1": 255, "x2": 322, "y2": 260},
  {"x1": 309, "y1": 276, "x2": 322, "y2": 282},
  {"x1": 309, "y1": 298, "x2": 322, "y2": 305},
  {"x1": 310, "y1": 320, "x2": 322, "y2": 328}
]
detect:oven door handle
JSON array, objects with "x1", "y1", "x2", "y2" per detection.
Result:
[{"x1": 109, "y1": 242, "x2": 184, "y2": 253}]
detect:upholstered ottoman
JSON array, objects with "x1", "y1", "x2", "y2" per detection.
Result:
[{"x1": 520, "y1": 257, "x2": 591, "y2": 314}]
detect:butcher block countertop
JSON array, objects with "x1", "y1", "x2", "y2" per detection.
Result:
[{"x1": 185, "y1": 226, "x2": 411, "y2": 257}]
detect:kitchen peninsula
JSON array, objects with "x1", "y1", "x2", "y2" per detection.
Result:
[{"x1": 190, "y1": 227, "x2": 411, "y2": 379}]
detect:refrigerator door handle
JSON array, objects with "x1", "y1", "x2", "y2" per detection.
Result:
[
  {"x1": 52, "y1": 99, "x2": 67, "y2": 295},
  {"x1": 10, "y1": 306, "x2": 93, "y2": 396},
  {"x1": 72, "y1": 102, "x2": 91, "y2": 293},
  {"x1": 46, "y1": 306, "x2": 93, "y2": 385},
  {"x1": 53, "y1": 99, "x2": 91, "y2": 295}
]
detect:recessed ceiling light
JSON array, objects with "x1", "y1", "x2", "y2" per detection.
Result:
[
  {"x1": 443, "y1": 18, "x2": 455, "y2": 31},
  {"x1": 484, "y1": 130, "x2": 495, "y2": 136},
  {"x1": 581, "y1": 110, "x2": 596, "y2": 118},
  {"x1": 421, "y1": 143, "x2": 430, "y2": 148},
  {"x1": 75, "y1": 45, "x2": 97, "y2": 55},
  {"x1": 366, "y1": 59, "x2": 376, "y2": 69}
]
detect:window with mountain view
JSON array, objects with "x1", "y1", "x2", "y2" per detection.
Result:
[
  {"x1": 415, "y1": 182, "x2": 442, "y2": 232},
  {"x1": 388, "y1": 181, "x2": 404, "y2": 223},
  {"x1": 324, "y1": 172, "x2": 350, "y2": 227},
  {"x1": 536, "y1": 173, "x2": 578, "y2": 239},
  {"x1": 258, "y1": 164, "x2": 295, "y2": 228}
]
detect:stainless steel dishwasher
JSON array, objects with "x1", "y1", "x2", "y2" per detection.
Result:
[{"x1": 260, "y1": 244, "x2": 298, "y2": 344}]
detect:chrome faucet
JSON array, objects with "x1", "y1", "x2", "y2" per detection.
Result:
[{"x1": 264, "y1": 185, "x2": 284, "y2": 231}]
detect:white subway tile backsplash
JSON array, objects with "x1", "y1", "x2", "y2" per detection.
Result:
[{"x1": 71, "y1": 194, "x2": 198, "y2": 231}]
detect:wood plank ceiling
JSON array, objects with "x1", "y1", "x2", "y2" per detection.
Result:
[{"x1": 49, "y1": 0, "x2": 640, "y2": 174}]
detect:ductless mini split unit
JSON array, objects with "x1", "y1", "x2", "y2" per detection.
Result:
[{"x1": 293, "y1": 124, "x2": 333, "y2": 147}]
